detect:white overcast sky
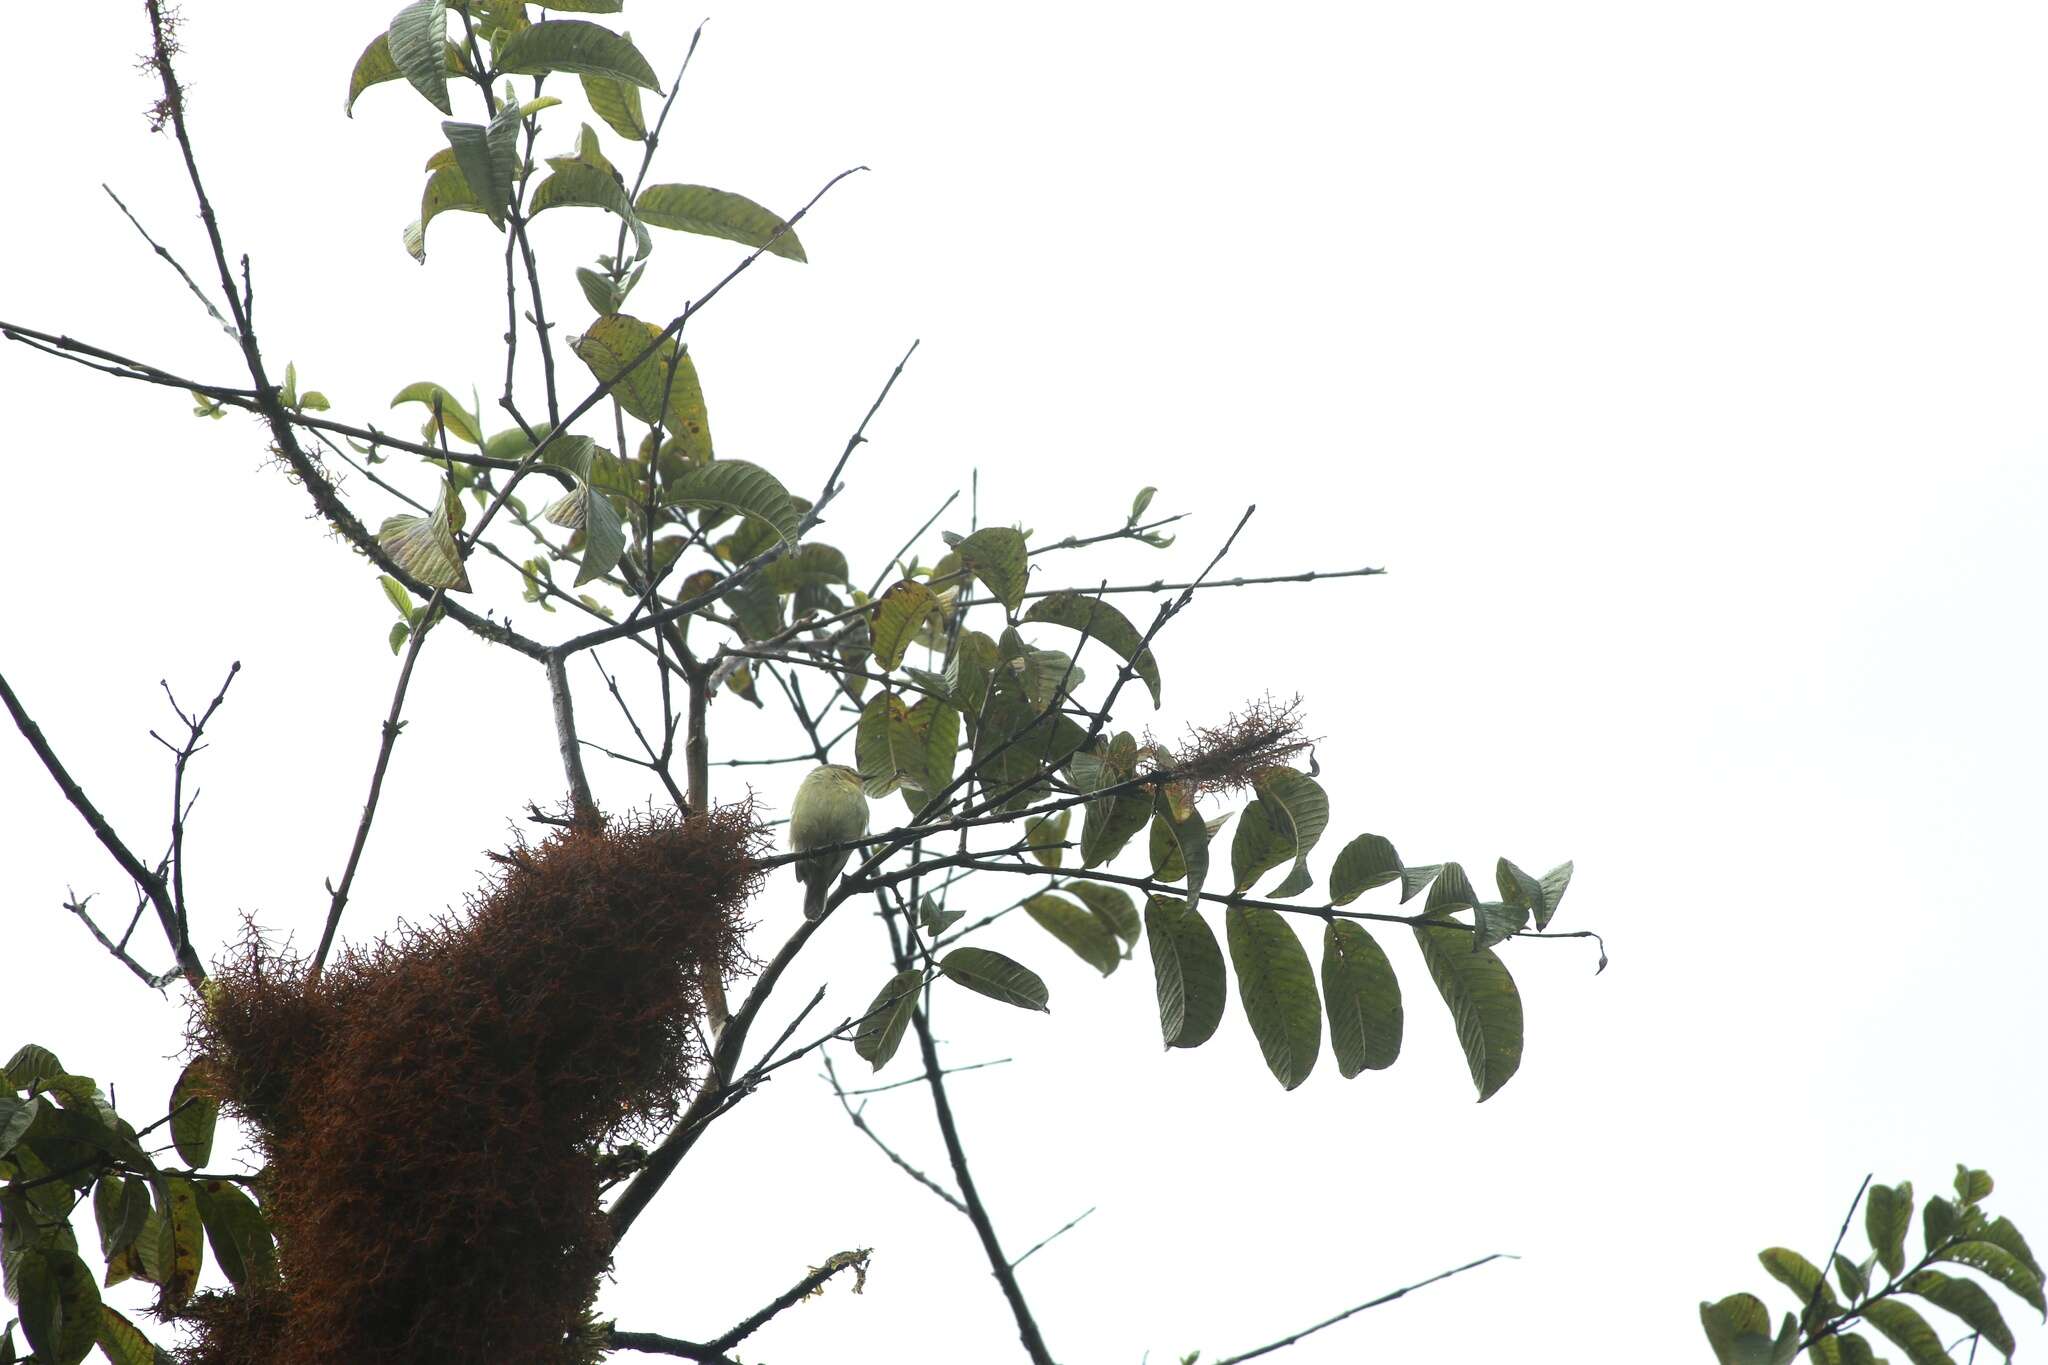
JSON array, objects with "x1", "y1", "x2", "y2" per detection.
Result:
[{"x1": 4, "y1": 4, "x2": 2046, "y2": 1362}]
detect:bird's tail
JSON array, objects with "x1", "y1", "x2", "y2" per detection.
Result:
[{"x1": 803, "y1": 872, "x2": 829, "y2": 921}]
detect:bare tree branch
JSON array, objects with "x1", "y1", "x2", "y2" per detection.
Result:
[{"x1": 1209, "y1": 1252, "x2": 1515, "y2": 1365}]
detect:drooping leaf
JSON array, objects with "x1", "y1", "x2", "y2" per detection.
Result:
[
  {"x1": 91, "y1": 1177, "x2": 151, "y2": 1262},
  {"x1": 386, "y1": 0, "x2": 452, "y2": 114},
  {"x1": 15, "y1": 1246, "x2": 100, "y2": 1365},
  {"x1": 1413, "y1": 923, "x2": 1523, "y2": 1101},
  {"x1": 1903, "y1": 1269, "x2": 2014, "y2": 1357},
  {"x1": 0, "y1": 1095, "x2": 35, "y2": 1159},
  {"x1": 1025, "y1": 893, "x2": 1120, "y2": 977},
  {"x1": 636, "y1": 184, "x2": 808, "y2": 262},
  {"x1": 1229, "y1": 798, "x2": 1294, "y2": 893},
  {"x1": 1024, "y1": 809, "x2": 1069, "y2": 867},
  {"x1": 407, "y1": 162, "x2": 489, "y2": 261},
  {"x1": 1759, "y1": 1247, "x2": 1839, "y2": 1315},
  {"x1": 152, "y1": 1177, "x2": 203, "y2": 1307},
  {"x1": 167, "y1": 1061, "x2": 217, "y2": 1168},
  {"x1": 1145, "y1": 896, "x2": 1227, "y2": 1050},
  {"x1": 1148, "y1": 793, "x2": 1211, "y2": 907},
  {"x1": 855, "y1": 694, "x2": 923, "y2": 798},
  {"x1": 1469, "y1": 901, "x2": 1530, "y2": 952},
  {"x1": 1424, "y1": 862, "x2": 1478, "y2": 916},
  {"x1": 665, "y1": 462, "x2": 800, "y2": 546},
  {"x1": 939, "y1": 948, "x2": 1051, "y2": 1013},
  {"x1": 5, "y1": 1045, "x2": 63, "y2": 1092},
  {"x1": 541, "y1": 476, "x2": 627, "y2": 585},
  {"x1": 1836, "y1": 1333, "x2": 1882, "y2": 1365},
  {"x1": 439, "y1": 107, "x2": 520, "y2": 226},
  {"x1": 1832, "y1": 1252, "x2": 1869, "y2": 1304},
  {"x1": 581, "y1": 68, "x2": 647, "y2": 140},
  {"x1": 1068, "y1": 883, "x2": 1140, "y2": 953},
  {"x1": 1226, "y1": 905, "x2": 1321, "y2": 1090},
  {"x1": 568, "y1": 314, "x2": 714, "y2": 460},
  {"x1": 493, "y1": 20, "x2": 660, "y2": 88},
  {"x1": 871, "y1": 580, "x2": 941, "y2": 671},
  {"x1": 94, "y1": 1305, "x2": 166, "y2": 1365},
  {"x1": 1252, "y1": 767, "x2": 1328, "y2": 898},
  {"x1": 1329, "y1": 833, "x2": 1403, "y2": 905},
  {"x1": 851, "y1": 970, "x2": 922, "y2": 1071},
  {"x1": 344, "y1": 33, "x2": 403, "y2": 115},
  {"x1": 1869, "y1": 1182, "x2": 1915, "y2": 1278},
  {"x1": 1861, "y1": 1298, "x2": 1956, "y2": 1365},
  {"x1": 1934, "y1": 1240, "x2": 2046, "y2": 1316},
  {"x1": 377, "y1": 493, "x2": 471, "y2": 591},
  {"x1": 1322, "y1": 920, "x2": 1402, "y2": 1076},
  {"x1": 903, "y1": 698, "x2": 960, "y2": 806},
  {"x1": 530, "y1": 163, "x2": 652, "y2": 258},
  {"x1": 1981, "y1": 1216, "x2": 2044, "y2": 1283},
  {"x1": 1073, "y1": 736, "x2": 1150, "y2": 868},
  {"x1": 1699, "y1": 1294, "x2": 1799, "y2": 1365},
  {"x1": 948, "y1": 527, "x2": 1029, "y2": 613},
  {"x1": 1022, "y1": 592, "x2": 1162, "y2": 706},
  {"x1": 192, "y1": 1180, "x2": 278, "y2": 1292}
]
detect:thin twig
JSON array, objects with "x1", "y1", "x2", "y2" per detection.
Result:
[
  {"x1": 101, "y1": 183, "x2": 234, "y2": 335},
  {"x1": 823, "y1": 1052, "x2": 965, "y2": 1212},
  {"x1": 1209, "y1": 1252, "x2": 1515, "y2": 1365},
  {"x1": 310, "y1": 589, "x2": 441, "y2": 982},
  {"x1": 1009, "y1": 1206, "x2": 1094, "y2": 1270}
]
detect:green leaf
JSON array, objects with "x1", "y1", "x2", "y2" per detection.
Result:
[
  {"x1": 386, "y1": 0, "x2": 451, "y2": 114},
  {"x1": 1021, "y1": 592, "x2": 1162, "y2": 707},
  {"x1": 1399, "y1": 863, "x2": 1443, "y2": 902},
  {"x1": 1862, "y1": 1298, "x2": 1956, "y2": 1365},
  {"x1": 0, "y1": 1096, "x2": 35, "y2": 1159},
  {"x1": 530, "y1": 163, "x2": 652, "y2": 258},
  {"x1": 91, "y1": 1177, "x2": 150, "y2": 1262},
  {"x1": 390, "y1": 381, "x2": 483, "y2": 446},
  {"x1": 378, "y1": 574, "x2": 416, "y2": 620},
  {"x1": 904, "y1": 698, "x2": 960, "y2": 805},
  {"x1": 1699, "y1": 1294, "x2": 1799, "y2": 1365},
  {"x1": 377, "y1": 493, "x2": 470, "y2": 591},
  {"x1": 939, "y1": 948, "x2": 1051, "y2": 1013},
  {"x1": 1925, "y1": 1196, "x2": 1959, "y2": 1253},
  {"x1": 1413, "y1": 923, "x2": 1523, "y2": 1101},
  {"x1": 1145, "y1": 896, "x2": 1227, "y2": 1050},
  {"x1": 1869, "y1": 1182, "x2": 1915, "y2": 1278},
  {"x1": 918, "y1": 894, "x2": 964, "y2": 936},
  {"x1": 1536, "y1": 861, "x2": 1574, "y2": 929},
  {"x1": 1981, "y1": 1216, "x2": 2044, "y2": 1283},
  {"x1": 407, "y1": 161, "x2": 489, "y2": 261},
  {"x1": 1251, "y1": 768, "x2": 1328, "y2": 898},
  {"x1": 1025, "y1": 893, "x2": 1121, "y2": 977},
  {"x1": 5, "y1": 1046, "x2": 63, "y2": 1091},
  {"x1": 1903, "y1": 1269, "x2": 2014, "y2": 1357},
  {"x1": 1068, "y1": 883, "x2": 1140, "y2": 953},
  {"x1": 1322, "y1": 920, "x2": 1402, "y2": 1076},
  {"x1": 636, "y1": 184, "x2": 808, "y2": 262},
  {"x1": 871, "y1": 580, "x2": 941, "y2": 671},
  {"x1": 167, "y1": 1061, "x2": 217, "y2": 1168},
  {"x1": 581, "y1": 67, "x2": 647, "y2": 140},
  {"x1": 16, "y1": 1247, "x2": 100, "y2": 1365},
  {"x1": 1759, "y1": 1247, "x2": 1839, "y2": 1314},
  {"x1": 1225, "y1": 905, "x2": 1321, "y2": 1090},
  {"x1": 344, "y1": 33, "x2": 400, "y2": 115},
  {"x1": 1148, "y1": 794, "x2": 1211, "y2": 907},
  {"x1": 532, "y1": 0, "x2": 625, "y2": 10},
  {"x1": 541, "y1": 477, "x2": 627, "y2": 586},
  {"x1": 1954, "y1": 1165, "x2": 1994, "y2": 1206},
  {"x1": 1226, "y1": 800, "x2": 1286, "y2": 895},
  {"x1": 1470, "y1": 901, "x2": 1530, "y2": 952},
  {"x1": 1424, "y1": 862, "x2": 1478, "y2": 916},
  {"x1": 949, "y1": 527, "x2": 1029, "y2": 613},
  {"x1": 1024, "y1": 810, "x2": 1069, "y2": 868},
  {"x1": 1329, "y1": 833, "x2": 1403, "y2": 905},
  {"x1": 152, "y1": 1177, "x2": 203, "y2": 1307},
  {"x1": 567, "y1": 313, "x2": 714, "y2": 460},
  {"x1": 856, "y1": 694, "x2": 923, "y2": 798},
  {"x1": 388, "y1": 621, "x2": 412, "y2": 654},
  {"x1": 1073, "y1": 737, "x2": 1150, "y2": 868},
  {"x1": 493, "y1": 20, "x2": 660, "y2": 88},
  {"x1": 852, "y1": 970, "x2": 922, "y2": 1071},
  {"x1": 94, "y1": 1306, "x2": 166, "y2": 1365},
  {"x1": 1129, "y1": 486, "x2": 1158, "y2": 524},
  {"x1": 1833, "y1": 1252, "x2": 1869, "y2": 1304},
  {"x1": 192, "y1": 1180, "x2": 277, "y2": 1292},
  {"x1": 1934, "y1": 1241, "x2": 2046, "y2": 1317},
  {"x1": 666, "y1": 462, "x2": 801, "y2": 546},
  {"x1": 439, "y1": 108, "x2": 520, "y2": 226}
]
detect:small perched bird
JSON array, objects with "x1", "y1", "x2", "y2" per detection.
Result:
[{"x1": 790, "y1": 764, "x2": 869, "y2": 920}]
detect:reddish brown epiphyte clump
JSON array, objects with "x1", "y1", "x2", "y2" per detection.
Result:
[
  {"x1": 181, "y1": 803, "x2": 764, "y2": 1365},
  {"x1": 1156, "y1": 693, "x2": 1314, "y2": 798}
]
